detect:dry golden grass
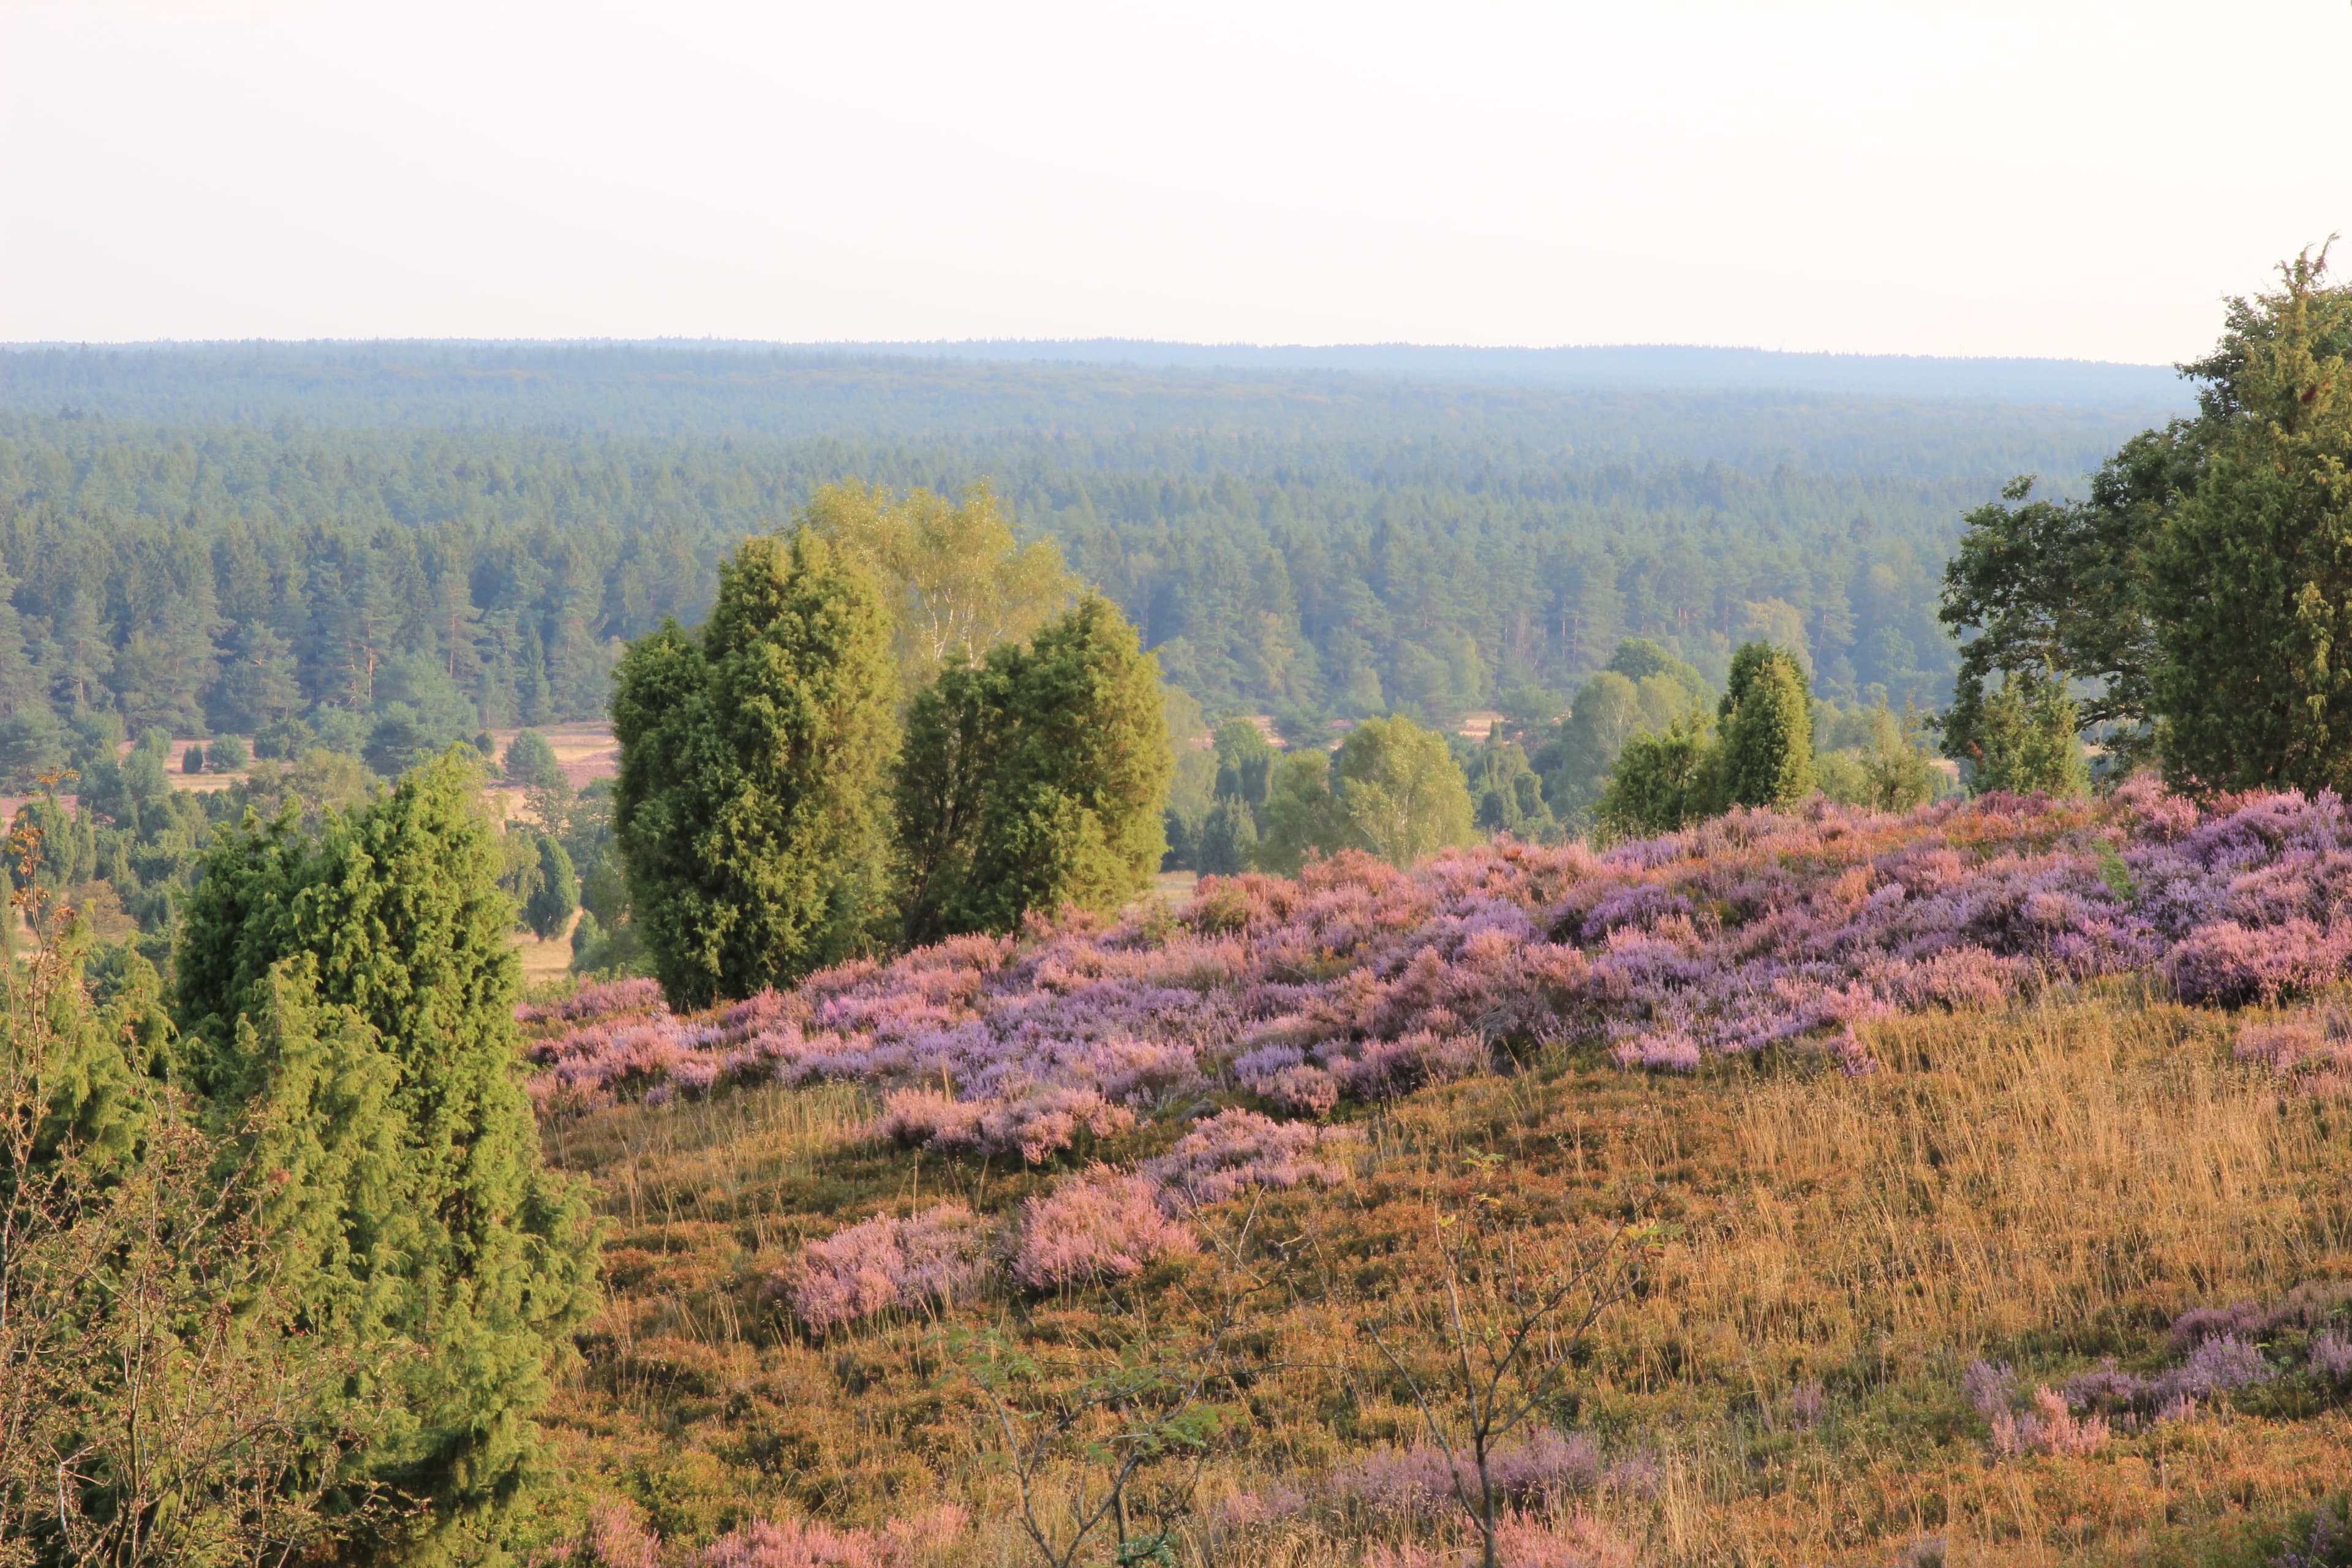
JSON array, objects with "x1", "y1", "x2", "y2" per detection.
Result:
[{"x1": 531, "y1": 986, "x2": 2352, "y2": 1567}]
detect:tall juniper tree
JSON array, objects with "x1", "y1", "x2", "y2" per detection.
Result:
[
  {"x1": 896, "y1": 595, "x2": 1170, "y2": 943},
  {"x1": 1714, "y1": 641, "x2": 1815, "y2": 811},
  {"x1": 611, "y1": 530, "x2": 899, "y2": 1005},
  {"x1": 173, "y1": 752, "x2": 597, "y2": 1556}
]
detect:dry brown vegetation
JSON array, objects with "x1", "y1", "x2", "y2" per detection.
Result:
[{"x1": 526, "y1": 981, "x2": 2352, "y2": 1567}]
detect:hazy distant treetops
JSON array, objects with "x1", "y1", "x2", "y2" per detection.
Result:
[
  {"x1": 0, "y1": 343, "x2": 2165, "y2": 474},
  {"x1": 0, "y1": 406, "x2": 1980, "y2": 770}
]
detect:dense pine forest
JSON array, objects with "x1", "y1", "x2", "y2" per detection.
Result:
[{"x1": 0, "y1": 344, "x2": 2170, "y2": 764}]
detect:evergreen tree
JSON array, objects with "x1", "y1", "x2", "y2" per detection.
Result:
[
  {"x1": 183, "y1": 744, "x2": 206, "y2": 775},
  {"x1": 501, "y1": 728, "x2": 564, "y2": 791},
  {"x1": 1966, "y1": 669, "x2": 2089, "y2": 797},
  {"x1": 1714, "y1": 641, "x2": 1815, "y2": 810},
  {"x1": 1196, "y1": 796, "x2": 1259, "y2": 876},
  {"x1": 895, "y1": 595, "x2": 1170, "y2": 940},
  {"x1": 1256, "y1": 749, "x2": 1339, "y2": 876},
  {"x1": 894, "y1": 654, "x2": 999, "y2": 943},
  {"x1": 1466, "y1": 736, "x2": 1555, "y2": 840},
  {"x1": 173, "y1": 754, "x2": 597, "y2": 1552},
  {"x1": 1210, "y1": 720, "x2": 1275, "y2": 820},
  {"x1": 1858, "y1": 703, "x2": 1939, "y2": 812},
  {"x1": 2147, "y1": 251, "x2": 2352, "y2": 791},
  {"x1": 1594, "y1": 712, "x2": 1717, "y2": 842},
  {"x1": 521, "y1": 833, "x2": 578, "y2": 940},
  {"x1": 612, "y1": 531, "x2": 899, "y2": 1006},
  {"x1": 0, "y1": 707, "x2": 69, "y2": 790},
  {"x1": 209, "y1": 620, "x2": 305, "y2": 737}
]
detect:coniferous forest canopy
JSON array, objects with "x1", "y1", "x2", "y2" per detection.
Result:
[{"x1": 0, "y1": 342, "x2": 2177, "y2": 752}]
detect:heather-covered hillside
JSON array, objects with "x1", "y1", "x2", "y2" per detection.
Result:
[{"x1": 524, "y1": 783, "x2": 2352, "y2": 1567}]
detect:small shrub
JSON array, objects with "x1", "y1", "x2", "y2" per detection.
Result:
[
  {"x1": 699, "y1": 1504, "x2": 966, "y2": 1567},
  {"x1": 1010, "y1": 1166, "x2": 1196, "y2": 1288},
  {"x1": 1140, "y1": 1108, "x2": 1360, "y2": 1210},
  {"x1": 781, "y1": 1204, "x2": 988, "y2": 1332}
]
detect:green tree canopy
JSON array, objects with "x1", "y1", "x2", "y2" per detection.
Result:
[
  {"x1": 1967, "y1": 669, "x2": 2090, "y2": 797},
  {"x1": 1940, "y1": 247, "x2": 2352, "y2": 792},
  {"x1": 611, "y1": 530, "x2": 900, "y2": 1006},
  {"x1": 1714, "y1": 641, "x2": 1816, "y2": 810},
  {"x1": 1594, "y1": 711, "x2": 1717, "y2": 842},
  {"x1": 521, "y1": 832, "x2": 578, "y2": 940},
  {"x1": 1211, "y1": 718, "x2": 1275, "y2": 815},
  {"x1": 172, "y1": 752, "x2": 597, "y2": 1554},
  {"x1": 802, "y1": 480, "x2": 1076, "y2": 698},
  {"x1": 1254, "y1": 748, "x2": 1339, "y2": 876},
  {"x1": 2147, "y1": 251, "x2": 2352, "y2": 791},
  {"x1": 1466, "y1": 735, "x2": 1555, "y2": 841},
  {"x1": 895, "y1": 595, "x2": 1170, "y2": 942},
  {"x1": 1196, "y1": 795, "x2": 1259, "y2": 876},
  {"x1": 502, "y1": 728, "x2": 564, "y2": 791},
  {"x1": 1330, "y1": 715, "x2": 1477, "y2": 869}
]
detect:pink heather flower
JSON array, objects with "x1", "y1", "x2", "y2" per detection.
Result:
[
  {"x1": 2311, "y1": 1332, "x2": 2352, "y2": 1383},
  {"x1": 1141, "y1": 1109, "x2": 1360, "y2": 1210},
  {"x1": 1988, "y1": 1386, "x2": 2108, "y2": 1458},
  {"x1": 698, "y1": 1505, "x2": 966, "y2": 1567},
  {"x1": 521, "y1": 783, "x2": 2352, "y2": 1156},
  {"x1": 782, "y1": 1204, "x2": 987, "y2": 1332},
  {"x1": 570, "y1": 1501, "x2": 664, "y2": 1568},
  {"x1": 1360, "y1": 1512, "x2": 1636, "y2": 1568},
  {"x1": 1333, "y1": 1430, "x2": 1602, "y2": 1517},
  {"x1": 1011, "y1": 1166, "x2": 1197, "y2": 1288},
  {"x1": 1268, "y1": 1063, "x2": 1341, "y2": 1117},
  {"x1": 2168, "y1": 919, "x2": 2351, "y2": 1006}
]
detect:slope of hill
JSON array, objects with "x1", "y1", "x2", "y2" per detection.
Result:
[{"x1": 518, "y1": 783, "x2": 2352, "y2": 1567}]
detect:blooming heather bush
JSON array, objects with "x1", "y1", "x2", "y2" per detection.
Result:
[
  {"x1": 2167, "y1": 920, "x2": 2352, "y2": 1006},
  {"x1": 1010, "y1": 1166, "x2": 1197, "y2": 1287},
  {"x1": 782, "y1": 1204, "x2": 987, "y2": 1332},
  {"x1": 2168, "y1": 1284, "x2": 2352, "y2": 1351},
  {"x1": 1333, "y1": 1431, "x2": 1604, "y2": 1518},
  {"x1": 1141, "y1": 1109, "x2": 1362, "y2": 1211},
  {"x1": 524, "y1": 783, "x2": 2352, "y2": 1134},
  {"x1": 567, "y1": 1502, "x2": 664, "y2": 1568},
  {"x1": 1359, "y1": 1512, "x2": 1638, "y2": 1568},
  {"x1": 873, "y1": 1084, "x2": 1136, "y2": 1163},
  {"x1": 520, "y1": 976, "x2": 667, "y2": 1027},
  {"x1": 2236, "y1": 1011, "x2": 2352, "y2": 1096},
  {"x1": 698, "y1": 1506, "x2": 966, "y2": 1567}
]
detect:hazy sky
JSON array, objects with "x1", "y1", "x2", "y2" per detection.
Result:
[{"x1": 4, "y1": 0, "x2": 2346, "y2": 360}]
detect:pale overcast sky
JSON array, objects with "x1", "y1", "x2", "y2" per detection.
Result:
[{"x1": 3, "y1": 0, "x2": 2345, "y2": 361}]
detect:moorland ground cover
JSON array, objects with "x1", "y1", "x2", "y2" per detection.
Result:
[{"x1": 517, "y1": 782, "x2": 2352, "y2": 1567}]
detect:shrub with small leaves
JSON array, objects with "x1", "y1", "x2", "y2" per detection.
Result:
[{"x1": 1010, "y1": 1166, "x2": 1197, "y2": 1288}]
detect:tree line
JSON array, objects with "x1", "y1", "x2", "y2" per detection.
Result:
[{"x1": 0, "y1": 368, "x2": 2087, "y2": 792}]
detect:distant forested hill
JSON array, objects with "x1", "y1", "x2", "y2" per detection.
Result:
[{"x1": 0, "y1": 343, "x2": 2182, "y2": 760}]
